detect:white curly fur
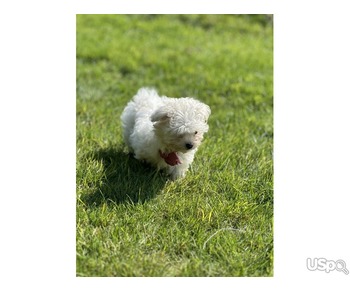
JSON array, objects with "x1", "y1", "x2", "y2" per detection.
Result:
[{"x1": 121, "y1": 87, "x2": 211, "y2": 180}]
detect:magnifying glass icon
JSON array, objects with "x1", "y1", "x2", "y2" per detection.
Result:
[{"x1": 336, "y1": 260, "x2": 349, "y2": 275}]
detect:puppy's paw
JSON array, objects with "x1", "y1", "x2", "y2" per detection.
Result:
[{"x1": 168, "y1": 166, "x2": 188, "y2": 181}]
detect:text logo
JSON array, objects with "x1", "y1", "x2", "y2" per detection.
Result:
[{"x1": 306, "y1": 258, "x2": 349, "y2": 275}]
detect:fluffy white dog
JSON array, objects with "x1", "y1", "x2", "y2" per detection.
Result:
[{"x1": 121, "y1": 87, "x2": 211, "y2": 180}]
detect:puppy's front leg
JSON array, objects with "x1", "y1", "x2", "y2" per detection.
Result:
[{"x1": 168, "y1": 164, "x2": 190, "y2": 180}]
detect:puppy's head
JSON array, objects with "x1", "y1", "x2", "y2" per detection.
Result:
[{"x1": 151, "y1": 97, "x2": 211, "y2": 153}]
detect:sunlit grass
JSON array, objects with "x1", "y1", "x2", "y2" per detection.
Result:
[{"x1": 76, "y1": 14, "x2": 273, "y2": 276}]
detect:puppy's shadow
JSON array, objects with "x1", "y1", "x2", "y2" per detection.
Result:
[{"x1": 81, "y1": 147, "x2": 167, "y2": 206}]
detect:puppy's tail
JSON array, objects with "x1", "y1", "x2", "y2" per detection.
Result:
[
  {"x1": 136, "y1": 87, "x2": 159, "y2": 98},
  {"x1": 133, "y1": 87, "x2": 161, "y2": 107}
]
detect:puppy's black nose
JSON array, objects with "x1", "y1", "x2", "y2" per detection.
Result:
[{"x1": 185, "y1": 143, "x2": 193, "y2": 149}]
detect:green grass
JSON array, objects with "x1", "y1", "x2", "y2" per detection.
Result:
[{"x1": 76, "y1": 14, "x2": 273, "y2": 277}]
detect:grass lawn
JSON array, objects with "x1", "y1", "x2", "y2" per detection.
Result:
[{"x1": 76, "y1": 14, "x2": 273, "y2": 276}]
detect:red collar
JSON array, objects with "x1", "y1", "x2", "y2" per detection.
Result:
[{"x1": 159, "y1": 150, "x2": 181, "y2": 166}]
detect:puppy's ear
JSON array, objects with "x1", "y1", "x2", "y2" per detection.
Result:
[{"x1": 151, "y1": 106, "x2": 171, "y2": 123}]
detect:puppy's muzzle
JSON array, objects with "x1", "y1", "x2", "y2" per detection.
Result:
[{"x1": 185, "y1": 143, "x2": 194, "y2": 150}]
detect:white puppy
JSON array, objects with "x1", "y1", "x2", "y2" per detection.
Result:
[{"x1": 121, "y1": 87, "x2": 211, "y2": 180}]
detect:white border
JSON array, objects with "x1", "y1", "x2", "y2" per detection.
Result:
[{"x1": 1, "y1": 0, "x2": 350, "y2": 291}]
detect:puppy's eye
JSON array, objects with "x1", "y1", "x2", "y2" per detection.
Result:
[{"x1": 194, "y1": 131, "x2": 198, "y2": 135}]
